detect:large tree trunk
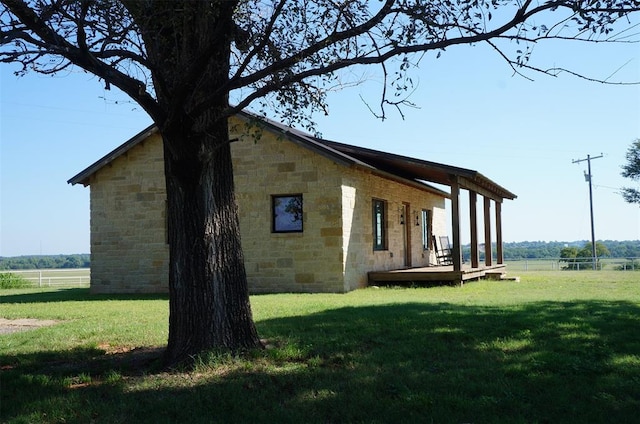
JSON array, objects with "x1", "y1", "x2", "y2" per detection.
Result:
[
  {"x1": 161, "y1": 117, "x2": 262, "y2": 366},
  {"x1": 124, "y1": 0, "x2": 261, "y2": 366}
]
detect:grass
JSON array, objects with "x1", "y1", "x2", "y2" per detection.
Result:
[{"x1": 1, "y1": 272, "x2": 639, "y2": 423}]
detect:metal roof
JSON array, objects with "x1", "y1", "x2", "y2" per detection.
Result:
[
  {"x1": 316, "y1": 139, "x2": 517, "y2": 201},
  {"x1": 68, "y1": 112, "x2": 516, "y2": 201}
]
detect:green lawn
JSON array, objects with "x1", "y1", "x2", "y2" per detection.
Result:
[{"x1": 1, "y1": 272, "x2": 639, "y2": 423}]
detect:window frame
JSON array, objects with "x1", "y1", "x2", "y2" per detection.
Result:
[
  {"x1": 372, "y1": 198, "x2": 388, "y2": 251},
  {"x1": 272, "y1": 194, "x2": 304, "y2": 233},
  {"x1": 421, "y1": 209, "x2": 432, "y2": 251}
]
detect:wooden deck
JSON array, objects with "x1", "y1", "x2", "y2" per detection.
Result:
[{"x1": 368, "y1": 264, "x2": 508, "y2": 286}]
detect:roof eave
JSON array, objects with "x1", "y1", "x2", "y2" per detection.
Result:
[
  {"x1": 67, "y1": 112, "x2": 516, "y2": 203},
  {"x1": 67, "y1": 125, "x2": 158, "y2": 186},
  {"x1": 319, "y1": 139, "x2": 516, "y2": 201}
]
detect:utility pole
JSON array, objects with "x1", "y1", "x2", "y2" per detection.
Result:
[{"x1": 572, "y1": 153, "x2": 603, "y2": 270}]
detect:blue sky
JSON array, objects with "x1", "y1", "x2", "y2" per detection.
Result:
[{"x1": 1, "y1": 29, "x2": 639, "y2": 256}]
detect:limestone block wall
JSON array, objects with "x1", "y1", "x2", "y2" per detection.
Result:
[
  {"x1": 86, "y1": 116, "x2": 449, "y2": 294},
  {"x1": 88, "y1": 133, "x2": 169, "y2": 293},
  {"x1": 231, "y1": 119, "x2": 345, "y2": 293},
  {"x1": 341, "y1": 168, "x2": 447, "y2": 291}
]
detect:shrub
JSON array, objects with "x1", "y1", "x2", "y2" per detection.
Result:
[
  {"x1": 615, "y1": 259, "x2": 640, "y2": 271},
  {"x1": 0, "y1": 272, "x2": 31, "y2": 289}
]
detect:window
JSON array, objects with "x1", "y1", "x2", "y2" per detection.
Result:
[
  {"x1": 272, "y1": 194, "x2": 303, "y2": 233},
  {"x1": 421, "y1": 209, "x2": 431, "y2": 250},
  {"x1": 372, "y1": 199, "x2": 387, "y2": 250}
]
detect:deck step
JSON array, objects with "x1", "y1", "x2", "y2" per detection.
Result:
[
  {"x1": 484, "y1": 271, "x2": 520, "y2": 282},
  {"x1": 500, "y1": 275, "x2": 520, "y2": 282}
]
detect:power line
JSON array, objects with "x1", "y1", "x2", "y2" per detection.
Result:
[
  {"x1": 572, "y1": 153, "x2": 604, "y2": 270},
  {"x1": 593, "y1": 184, "x2": 621, "y2": 192}
]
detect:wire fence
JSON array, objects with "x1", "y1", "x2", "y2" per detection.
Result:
[
  {"x1": 3, "y1": 268, "x2": 90, "y2": 288},
  {"x1": 504, "y1": 258, "x2": 640, "y2": 272}
]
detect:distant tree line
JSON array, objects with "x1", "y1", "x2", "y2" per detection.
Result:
[
  {"x1": 1, "y1": 241, "x2": 639, "y2": 269},
  {"x1": 0, "y1": 254, "x2": 90, "y2": 270},
  {"x1": 463, "y1": 240, "x2": 640, "y2": 261}
]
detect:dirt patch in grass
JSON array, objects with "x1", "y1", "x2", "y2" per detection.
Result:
[{"x1": 0, "y1": 318, "x2": 60, "y2": 334}]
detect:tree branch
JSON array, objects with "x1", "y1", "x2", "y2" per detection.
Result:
[
  {"x1": 196, "y1": 0, "x2": 562, "y2": 120},
  {"x1": 230, "y1": 0, "x2": 288, "y2": 84},
  {"x1": 224, "y1": 0, "x2": 639, "y2": 120},
  {"x1": 2, "y1": 0, "x2": 162, "y2": 122},
  {"x1": 229, "y1": 0, "x2": 397, "y2": 92}
]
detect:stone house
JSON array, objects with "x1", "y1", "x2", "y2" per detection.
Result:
[{"x1": 69, "y1": 112, "x2": 515, "y2": 294}]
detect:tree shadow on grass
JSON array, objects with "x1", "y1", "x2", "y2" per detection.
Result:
[
  {"x1": 2, "y1": 300, "x2": 640, "y2": 423},
  {"x1": 0, "y1": 288, "x2": 168, "y2": 304}
]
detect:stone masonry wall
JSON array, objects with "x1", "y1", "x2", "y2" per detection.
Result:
[
  {"x1": 89, "y1": 133, "x2": 169, "y2": 293},
  {"x1": 340, "y1": 168, "x2": 447, "y2": 291},
  {"x1": 87, "y1": 117, "x2": 448, "y2": 294},
  {"x1": 230, "y1": 118, "x2": 345, "y2": 293}
]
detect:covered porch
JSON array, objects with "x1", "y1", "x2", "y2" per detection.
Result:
[
  {"x1": 323, "y1": 141, "x2": 517, "y2": 286},
  {"x1": 425, "y1": 170, "x2": 518, "y2": 285}
]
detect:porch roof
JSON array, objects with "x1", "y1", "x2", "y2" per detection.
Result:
[{"x1": 316, "y1": 139, "x2": 516, "y2": 202}]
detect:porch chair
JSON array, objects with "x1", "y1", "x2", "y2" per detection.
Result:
[{"x1": 432, "y1": 235, "x2": 453, "y2": 265}]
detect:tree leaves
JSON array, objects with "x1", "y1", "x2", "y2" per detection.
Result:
[
  {"x1": 621, "y1": 139, "x2": 640, "y2": 180},
  {"x1": 2, "y1": 1, "x2": 639, "y2": 127},
  {"x1": 621, "y1": 139, "x2": 640, "y2": 205}
]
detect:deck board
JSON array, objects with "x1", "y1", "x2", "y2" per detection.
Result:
[{"x1": 368, "y1": 264, "x2": 507, "y2": 286}]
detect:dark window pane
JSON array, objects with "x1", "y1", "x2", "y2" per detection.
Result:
[{"x1": 273, "y1": 195, "x2": 303, "y2": 233}]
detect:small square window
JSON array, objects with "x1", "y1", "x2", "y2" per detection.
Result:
[{"x1": 272, "y1": 194, "x2": 303, "y2": 233}]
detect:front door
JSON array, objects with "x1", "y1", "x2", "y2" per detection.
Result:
[{"x1": 403, "y1": 202, "x2": 412, "y2": 268}]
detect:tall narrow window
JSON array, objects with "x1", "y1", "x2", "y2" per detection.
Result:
[
  {"x1": 272, "y1": 194, "x2": 303, "y2": 233},
  {"x1": 372, "y1": 199, "x2": 387, "y2": 250},
  {"x1": 421, "y1": 209, "x2": 431, "y2": 250}
]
